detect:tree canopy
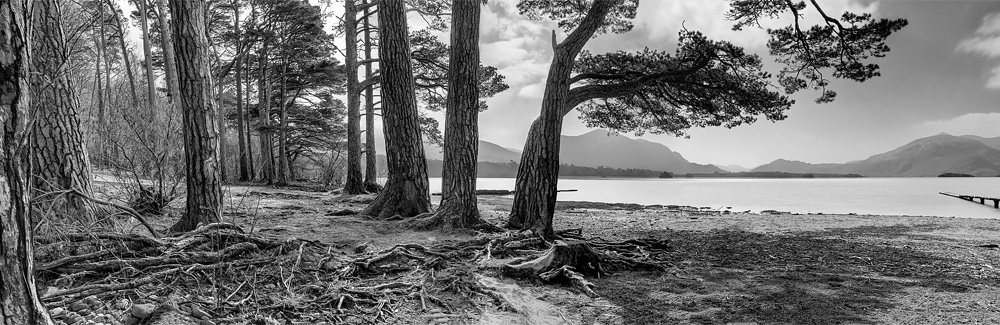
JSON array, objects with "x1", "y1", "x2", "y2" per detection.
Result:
[{"x1": 520, "y1": 0, "x2": 907, "y2": 135}]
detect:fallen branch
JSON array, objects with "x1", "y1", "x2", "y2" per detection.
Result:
[
  {"x1": 37, "y1": 232, "x2": 167, "y2": 247},
  {"x1": 51, "y1": 242, "x2": 260, "y2": 273}
]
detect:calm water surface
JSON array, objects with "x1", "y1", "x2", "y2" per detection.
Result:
[{"x1": 428, "y1": 177, "x2": 1000, "y2": 219}]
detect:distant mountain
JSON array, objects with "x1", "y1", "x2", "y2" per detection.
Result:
[
  {"x1": 714, "y1": 164, "x2": 751, "y2": 172},
  {"x1": 423, "y1": 141, "x2": 521, "y2": 163},
  {"x1": 963, "y1": 135, "x2": 1000, "y2": 151},
  {"x1": 558, "y1": 130, "x2": 724, "y2": 174},
  {"x1": 387, "y1": 128, "x2": 722, "y2": 173},
  {"x1": 753, "y1": 133, "x2": 1000, "y2": 177},
  {"x1": 753, "y1": 159, "x2": 847, "y2": 174}
]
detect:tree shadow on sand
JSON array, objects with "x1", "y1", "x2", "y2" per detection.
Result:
[{"x1": 592, "y1": 226, "x2": 997, "y2": 324}]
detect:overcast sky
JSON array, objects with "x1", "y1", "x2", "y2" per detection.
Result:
[{"x1": 458, "y1": 0, "x2": 1000, "y2": 168}]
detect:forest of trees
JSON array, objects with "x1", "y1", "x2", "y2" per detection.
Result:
[{"x1": 1, "y1": 0, "x2": 907, "y2": 321}]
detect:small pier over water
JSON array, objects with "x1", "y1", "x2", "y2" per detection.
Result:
[{"x1": 940, "y1": 192, "x2": 1000, "y2": 209}]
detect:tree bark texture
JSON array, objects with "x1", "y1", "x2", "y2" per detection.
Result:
[
  {"x1": 434, "y1": 0, "x2": 485, "y2": 228},
  {"x1": 509, "y1": 0, "x2": 620, "y2": 239},
  {"x1": 169, "y1": 0, "x2": 223, "y2": 232},
  {"x1": 257, "y1": 40, "x2": 274, "y2": 184},
  {"x1": 28, "y1": 0, "x2": 95, "y2": 221},
  {"x1": 156, "y1": 0, "x2": 180, "y2": 103},
  {"x1": 361, "y1": 0, "x2": 431, "y2": 219},
  {"x1": 343, "y1": 0, "x2": 365, "y2": 194},
  {"x1": 233, "y1": 0, "x2": 250, "y2": 182},
  {"x1": 275, "y1": 56, "x2": 290, "y2": 185},
  {"x1": 362, "y1": 2, "x2": 378, "y2": 189},
  {"x1": 1, "y1": 1, "x2": 55, "y2": 322}
]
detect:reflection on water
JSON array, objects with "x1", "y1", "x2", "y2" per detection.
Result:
[{"x1": 428, "y1": 177, "x2": 1000, "y2": 218}]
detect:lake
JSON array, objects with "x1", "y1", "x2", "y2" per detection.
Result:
[{"x1": 427, "y1": 177, "x2": 1000, "y2": 219}]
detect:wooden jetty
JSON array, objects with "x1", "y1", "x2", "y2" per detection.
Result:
[{"x1": 939, "y1": 192, "x2": 1000, "y2": 209}]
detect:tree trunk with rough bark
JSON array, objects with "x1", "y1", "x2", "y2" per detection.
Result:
[
  {"x1": 168, "y1": 0, "x2": 223, "y2": 232},
  {"x1": 427, "y1": 0, "x2": 489, "y2": 229},
  {"x1": 361, "y1": 0, "x2": 431, "y2": 219},
  {"x1": 343, "y1": 0, "x2": 365, "y2": 194},
  {"x1": 362, "y1": 2, "x2": 378, "y2": 190},
  {"x1": 257, "y1": 40, "x2": 274, "y2": 184},
  {"x1": 1, "y1": 1, "x2": 55, "y2": 322},
  {"x1": 275, "y1": 56, "x2": 290, "y2": 185},
  {"x1": 233, "y1": 0, "x2": 249, "y2": 182},
  {"x1": 509, "y1": 0, "x2": 619, "y2": 239},
  {"x1": 156, "y1": 0, "x2": 180, "y2": 103},
  {"x1": 29, "y1": 0, "x2": 95, "y2": 221}
]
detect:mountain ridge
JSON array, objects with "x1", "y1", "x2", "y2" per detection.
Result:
[
  {"x1": 753, "y1": 133, "x2": 1000, "y2": 176},
  {"x1": 419, "y1": 129, "x2": 722, "y2": 173}
]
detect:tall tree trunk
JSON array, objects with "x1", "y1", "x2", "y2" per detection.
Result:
[
  {"x1": 1, "y1": 1, "x2": 55, "y2": 322},
  {"x1": 216, "y1": 72, "x2": 228, "y2": 183},
  {"x1": 257, "y1": 41, "x2": 274, "y2": 184},
  {"x1": 244, "y1": 53, "x2": 254, "y2": 177},
  {"x1": 508, "y1": 0, "x2": 618, "y2": 239},
  {"x1": 29, "y1": 0, "x2": 95, "y2": 221},
  {"x1": 108, "y1": 2, "x2": 138, "y2": 107},
  {"x1": 275, "y1": 56, "x2": 290, "y2": 185},
  {"x1": 91, "y1": 30, "x2": 106, "y2": 167},
  {"x1": 361, "y1": 0, "x2": 431, "y2": 219},
  {"x1": 93, "y1": 32, "x2": 104, "y2": 133},
  {"x1": 362, "y1": 2, "x2": 377, "y2": 189},
  {"x1": 233, "y1": 0, "x2": 249, "y2": 182},
  {"x1": 343, "y1": 0, "x2": 364, "y2": 194},
  {"x1": 168, "y1": 0, "x2": 223, "y2": 232},
  {"x1": 99, "y1": 3, "x2": 111, "y2": 112},
  {"x1": 427, "y1": 0, "x2": 487, "y2": 229},
  {"x1": 137, "y1": 0, "x2": 156, "y2": 110},
  {"x1": 156, "y1": 0, "x2": 180, "y2": 103}
]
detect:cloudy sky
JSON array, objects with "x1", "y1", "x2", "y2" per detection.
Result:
[{"x1": 454, "y1": 0, "x2": 1000, "y2": 168}]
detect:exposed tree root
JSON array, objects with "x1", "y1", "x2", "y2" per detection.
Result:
[
  {"x1": 406, "y1": 208, "x2": 503, "y2": 233},
  {"x1": 36, "y1": 223, "x2": 677, "y2": 323}
]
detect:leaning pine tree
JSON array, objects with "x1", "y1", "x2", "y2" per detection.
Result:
[
  {"x1": 169, "y1": 0, "x2": 224, "y2": 232},
  {"x1": 1, "y1": 0, "x2": 55, "y2": 322},
  {"x1": 508, "y1": 0, "x2": 907, "y2": 238},
  {"x1": 361, "y1": 0, "x2": 432, "y2": 220}
]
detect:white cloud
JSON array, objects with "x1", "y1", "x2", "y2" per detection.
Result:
[
  {"x1": 959, "y1": 12, "x2": 1000, "y2": 88},
  {"x1": 959, "y1": 36, "x2": 1000, "y2": 58},
  {"x1": 517, "y1": 82, "x2": 545, "y2": 98},
  {"x1": 988, "y1": 65, "x2": 1000, "y2": 89},
  {"x1": 916, "y1": 113, "x2": 1000, "y2": 137},
  {"x1": 975, "y1": 12, "x2": 1000, "y2": 35},
  {"x1": 481, "y1": 38, "x2": 534, "y2": 66}
]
